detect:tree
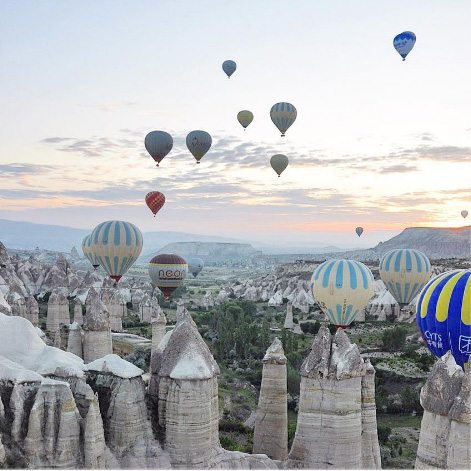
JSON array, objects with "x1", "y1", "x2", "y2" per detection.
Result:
[{"x1": 382, "y1": 327, "x2": 407, "y2": 352}]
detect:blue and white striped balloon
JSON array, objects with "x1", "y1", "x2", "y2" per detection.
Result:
[
  {"x1": 311, "y1": 259, "x2": 375, "y2": 327},
  {"x1": 393, "y1": 31, "x2": 416, "y2": 60},
  {"x1": 90, "y1": 220, "x2": 143, "y2": 283},
  {"x1": 270, "y1": 102, "x2": 297, "y2": 137},
  {"x1": 82, "y1": 234, "x2": 99, "y2": 269},
  {"x1": 379, "y1": 249, "x2": 431, "y2": 306}
]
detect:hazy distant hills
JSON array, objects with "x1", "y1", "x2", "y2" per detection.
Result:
[
  {"x1": 152, "y1": 241, "x2": 263, "y2": 263},
  {"x1": 308, "y1": 226, "x2": 471, "y2": 261},
  {"x1": 0, "y1": 219, "x2": 468, "y2": 260},
  {"x1": 0, "y1": 218, "x2": 342, "y2": 255}
]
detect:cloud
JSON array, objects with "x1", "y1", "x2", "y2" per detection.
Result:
[
  {"x1": 0, "y1": 164, "x2": 54, "y2": 176},
  {"x1": 379, "y1": 164, "x2": 418, "y2": 174}
]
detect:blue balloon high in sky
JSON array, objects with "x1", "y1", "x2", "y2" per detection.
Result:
[
  {"x1": 393, "y1": 31, "x2": 416, "y2": 60},
  {"x1": 222, "y1": 60, "x2": 237, "y2": 78},
  {"x1": 416, "y1": 269, "x2": 471, "y2": 369}
]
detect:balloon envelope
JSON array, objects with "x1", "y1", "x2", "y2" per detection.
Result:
[
  {"x1": 379, "y1": 249, "x2": 431, "y2": 306},
  {"x1": 237, "y1": 110, "x2": 254, "y2": 129},
  {"x1": 270, "y1": 102, "x2": 297, "y2": 136},
  {"x1": 90, "y1": 220, "x2": 143, "y2": 283},
  {"x1": 149, "y1": 253, "x2": 188, "y2": 299},
  {"x1": 270, "y1": 154, "x2": 289, "y2": 177},
  {"x1": 416, "y1": 269, "x2": 471, "y2": 369},
  {"x1": 145, "y1": 131, "x2": 173, "y2": 166},
  {"x1": 145, "y1": 191, "x2": 166, "y2": 217},
  {"x1": 188, "y1": 257, "x2": 204, "y2": 277},
  {"x1": 461, "y1": 210, "x2": 468, "y2": 219},
  {"x1": 222, "y1": 60, "x2": 237, "y2": 78},
  {"x1": 82, "y1": 234, "x2": 99, "y2": 269},
  {"x1": 311, "y1": 259, "x2": 375, "y2": 327},
  {"x1": 186, "y1": 130, "x2": 212, "y2": 163},
  {"x1": 393, "y1": 31, "x2": 416, "y2": 60},
  {"x1": 355, "y1": 227, "x2": 364, "y2": 237}
]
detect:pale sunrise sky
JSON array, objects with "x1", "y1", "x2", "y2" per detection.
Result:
[{"x1": 0, "y1": 0, "x2": 470, "y2": 249}]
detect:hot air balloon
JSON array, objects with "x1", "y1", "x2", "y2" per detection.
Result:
[
  {"x1": 237, "y1": 110, "x2": 254, "y2": 130},
  {"x1": 270, "y1": 102, "x2": 297, "y2": 137},
  {"x1": 416, "y1": 269, "x2": 471, "y2": 369},
  {"x1": 148, "y1": 253, "x2": 187, "y2": 300},
  {"x1": 145, "y1": 131, "x2": 173, "y2": 167},
  {"x1": 355, "y1": 227, "x2": 364, "y2": 237},
  {"x1": 393, "y1": 31, "x2": 416, "y2": 60},
  {"x1": 82, "y1": 234, "x2": 99, "y2": 269},
  {"x1": 270, "y1": 154, "x2": 289, "y2": 177},
  {"x1": 461, "y1": 210, "x2": 468, "y2": 219},
  {"x1": 90, "y1": 220, "x2": 143, "y2": 284},
  {"x1": 222, "y1": 60, "x2": 237, "y2": 78},
  {"x1": 145, "y1": 191, "x2": 166, "y2": 217},
  {"x1": 311, "y1": 259, "x2": 375, "y2": 328},
  {"x1": 188, "y1": 257, "x2": 204, "y2": 278},
  {"x1": 379, "y1": 249, "x2": 431, "y2": 307},
  {"x1": 186, "y1": 130, "x2": 212, "y2": 164}
]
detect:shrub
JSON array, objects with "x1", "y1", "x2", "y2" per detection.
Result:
[
  {"x1": 299, "y1": 321, "x2": 320, "y2": 335},
  {"x1": 287, "y1": 363, "x2": 300, "y2": 395},
  {"x1": 377, "y1": 425, "x2": 392, "y2": 445}
]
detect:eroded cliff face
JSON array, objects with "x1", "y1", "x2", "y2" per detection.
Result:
[
  {"x1": 415, "y1": 353, "x2": 470, "y2": 470},
  {"x1": 287, "y1": 326, "x2": 381, "y2": 469}
]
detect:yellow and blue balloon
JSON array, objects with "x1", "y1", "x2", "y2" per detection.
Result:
[
  {"x1": 416, "y1": 269, "x2": 471, "y2": 369},
  {"x1": 311, "y1": 259, "x2": 375, "y2": 328}
]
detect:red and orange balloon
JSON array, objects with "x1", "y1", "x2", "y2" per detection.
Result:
[{"x1": 145, "y1": 191, "x2": 166, "y2": 217}]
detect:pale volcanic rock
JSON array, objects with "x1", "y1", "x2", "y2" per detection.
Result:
[
  {"x1": 23, "y1": 379, "x2": 82, "y2": 468},
  {"x1": 361, "y1": 359, "x2": 381, "y2": 469},
  {"x1": 253, "y1": 338, "x2": 288, "y2": 460},
  {"x1": 415, "y1": 353, "x2": 469, "y2": 470},
  {"x1": 101, "y1": 288, "x2": 126, "y2": 331},
  {"x1": 283, "y1": 303, "x2": 294, "y2": 329},
  {"x1": 67, "y1": 322, "x2": 83, "y2": 359},
  {"x1": 151, "y1": 308, "x2": 167, "y2": 356},
  {"x1": 268, "y1": 290, "x2": 283, "y2": 307},
  {"x1": 46, "y1": 290, "x2": 70, "y2": 331},
  {"x1": 83, "y1": 394, "x2": 110, "y2": 469},
  {"x1": 0, "y1": 290, "x2": 11, "y2": 315},
  {"x1": 216, "y1": 288, "x2": 230, "y2": 304},
  {"x1": 6, "y1": 291, "x2": 27, "y2": 319},
  {"x1": 287, "y1": 326, "x2": 380, "y2": 469},
  {"x1": 82, "y1": 296, "x2": 112, "y2": 363},
  {"x1": 25, "y1": 296, "x2": 39, "y2": 326},
  {"x1": 73, "y1": 297, "x2": 83, "y2": 325},
  {"x1": 139, "y1": 294, "x2": 152, "y2": 323}
]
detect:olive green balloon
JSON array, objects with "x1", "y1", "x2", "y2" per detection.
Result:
[{"x1": 270, "y1": 154, "x2": 289, "y2": 177}]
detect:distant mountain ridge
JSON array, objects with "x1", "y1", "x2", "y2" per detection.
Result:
[
  {"x1": 307, "y1": 226, "x2": 471, "y2": 261},
  {"x1": 153, "y1": 241, "x2": 262, "y2": 263}
]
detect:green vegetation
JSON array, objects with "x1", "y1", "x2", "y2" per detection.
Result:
[{"x1": 382, "y1": 326, "x2": 408, "y2": 351}]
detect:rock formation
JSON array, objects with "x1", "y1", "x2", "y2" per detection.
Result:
[
  {"x1": 67, "y1": 322, "x2": 83, "y2": 358},
  {"x1": 287, "y1": 326, "x2": 381, "y2": 469},
  {"x1": 283, "y1": 303, "x2": 294, "y2": 329},
  {"x1": 253, "y1": 337, "x2": 288, "y2": 460},
  {"x1": 82, "y1": 295, "x2": 112, "y2": 363},
  {"x1": 25, "y1": 296, "x2": 39, "y2": 326},
  {"x1": 46, "y1": 290, "x2": 70, "y2": 331},
  {"x1": 149, "y1": 307, "x2": 276, "y2": 469},
  {"x1": 139, "y1": 294, "x2": 153, "y2": 323},
  {"x1": 101, "y1": 287, "x2": 126, "y2": 331},
  {"x1": 6, "y1": 292, "x2": 27, "y2": 318},
  {"x1": 73, "y1": 297, "x2": 83, "y2": 325},
  {"x1": 415, "y1": 353, "x2": 470, "y2": 470},
  {"x1": 151, "y1": 306, "x2": 167, "y2": 355}
]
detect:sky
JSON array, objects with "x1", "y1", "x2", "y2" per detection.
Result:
[{"x1": 0, "y1": 0, "x2": 470, "y2": 250}]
